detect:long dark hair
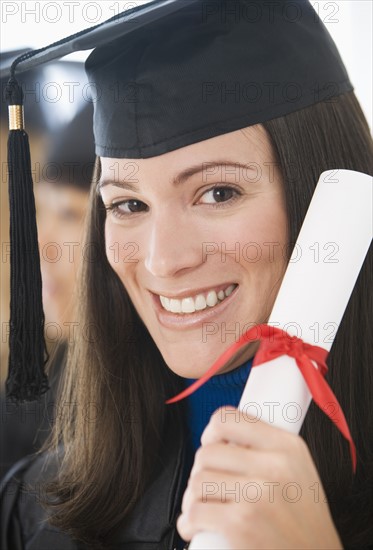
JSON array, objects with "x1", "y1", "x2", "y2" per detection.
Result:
[{"x1": 45, "y1": 91, "x2": 373, "y2": 548}]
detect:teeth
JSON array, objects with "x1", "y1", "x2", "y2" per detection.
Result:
[
  {"x1": 181, "y1": 297, "x2": 195, "y2": 313},
  {"x1": 170, "y1": 299, "x2": 183, "y2": 313},
  {"x1": 217, "y1": 290, "x2": 225, "y2": 300},
  {"x1": 206, "y1": 290, "x2": 218, "y2": 307},
  {"x1": 225, "y1": 284, "x2": 235, "y2": 296},
  {"x1": 159, "y1": 296, "x2": 170, "y2": 309},
  {"x1": 159, "y1": 284, "x2": 237, "y2": 314},
  {"x1": 195, "y1": 294, "x2": 206, "y2": 310}
]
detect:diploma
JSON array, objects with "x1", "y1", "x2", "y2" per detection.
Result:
[{"x1": 188, "y1": 169, "x2": 373, "y2": 550}]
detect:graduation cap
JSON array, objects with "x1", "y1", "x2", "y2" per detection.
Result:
[
  {"x1": 42, "y1": 101, "x2": 95, "y2": 191},
  {"x1": 4, "y1": 0, "x2": 353, "y2": 401}
]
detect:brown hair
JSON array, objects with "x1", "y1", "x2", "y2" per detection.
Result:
[{"x1": 45, "y1": 91, "x2": 373, "y2": 548}]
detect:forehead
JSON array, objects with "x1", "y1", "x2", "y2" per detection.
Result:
[{"x1": 100, "y1": 124, "x2": 275, "y2": 181}]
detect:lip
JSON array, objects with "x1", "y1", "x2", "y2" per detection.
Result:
[{"x1": 150, "y1": 284, "x2": 239, "y2": 330}]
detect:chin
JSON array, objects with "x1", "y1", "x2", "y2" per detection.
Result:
[
  {"x1": 166, "y1": 364, "x2": 204, "y2": 379},
  {"x1": 160, "y1": 345, "x2": 221, "y2": 379}
]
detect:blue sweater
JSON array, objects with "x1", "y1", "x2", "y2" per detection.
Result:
[{"x1": 182, "y1": 358, "x2": 253, "y2": 451}]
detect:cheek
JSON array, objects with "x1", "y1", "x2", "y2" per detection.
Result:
[
  {"x1": 253, "y1": 205, "x2": 288, "y2": 265},
  {"x1": 105, "y1": 223, "x2": 119, "y2": 273},
  {"x1": 219, "y1": 201, "x2": 287, "y2": 269},
  {"x1": 249, "y1": 194, "x2": 287, "y2": 238},
  {"x1": 104, "y1": 222, "x2": 137, "y2": 279}
]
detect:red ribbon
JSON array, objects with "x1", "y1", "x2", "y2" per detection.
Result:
[{"x1": 166, "y1": 324, "x2": 356, "y2": 473}]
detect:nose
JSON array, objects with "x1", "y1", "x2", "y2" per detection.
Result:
[
  {"x1": 37, "y1": 217, "x2": 50, "y2": 252},
  {"x1": 144, "y1": 210, "x2": 203, "y2": 278},
  {"x1": 37, "y1": 213, "x2": 57, "y2": 262}
]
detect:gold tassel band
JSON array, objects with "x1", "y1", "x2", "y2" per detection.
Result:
[{"x1": 9, "y1": 105, "x2": 24, "y2": 130}]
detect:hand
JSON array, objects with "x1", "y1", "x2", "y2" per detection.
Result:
[{"x1": 177, "y1": 406, "x2": 343, "y2": 549}]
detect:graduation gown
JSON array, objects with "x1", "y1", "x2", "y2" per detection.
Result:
[
  {"x1": 0, "y1": 345, "x2": 66, "y2": 480},
  {"x1": 0, "y1": 434, "x2": 192, "y2": 550}
]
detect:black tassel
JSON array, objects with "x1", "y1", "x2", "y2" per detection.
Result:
[{"x1": 5, "y1": 76, "x2": 49, "y2": 402}]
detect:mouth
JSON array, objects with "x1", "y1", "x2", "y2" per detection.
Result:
[
  {"x1": 158, "y1": 283, "x2": 238, "y2": 314},
  {"x1": 149, "y1": 283, "x2": 239, "y2": 330},
  {"x1": 155, "y1": 283, "x2": 238, "y2": 315}
]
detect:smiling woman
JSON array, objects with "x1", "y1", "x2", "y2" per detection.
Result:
[{"x1": 1, "y1": 1, "x2": 372, "y2": 550}]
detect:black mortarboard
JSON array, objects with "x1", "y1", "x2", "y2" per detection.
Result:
[
  {"x1": 43, "y1": 101, "x2": 95, "y2": 191},
  {"x1": 1, "y1": 56, "x2": 95, "y2": 189},
  {"x1": 4, "y1": 0, "x2": 353, "y2": 401}
]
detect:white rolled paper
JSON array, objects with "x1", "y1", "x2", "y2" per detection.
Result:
[{"x1": 188, "y1": 170, "x2": 373, "y2": 550}]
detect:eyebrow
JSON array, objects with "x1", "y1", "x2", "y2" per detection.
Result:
[{"x1": 98, "y1": 161, "x2": 257, "y2": 190}]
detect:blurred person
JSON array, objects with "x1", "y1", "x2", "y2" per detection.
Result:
[
  {"x1": 0, "y1": 52, "x2": 93, "y2": 379},
  {"x1": 36, "y1": 102, "x2": 94, "y2": 345},
  {"x1": 0, "y1": 58, "x2": 94, "y2": 477}
]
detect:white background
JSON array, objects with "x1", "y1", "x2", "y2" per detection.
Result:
[{"x1": 1, "y1": 0, "x2": 372, "y2": 127}]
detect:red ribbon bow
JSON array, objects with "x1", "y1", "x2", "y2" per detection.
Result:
[{"x1": 166, "y1": 324, "x2": 356, "y2": 473}]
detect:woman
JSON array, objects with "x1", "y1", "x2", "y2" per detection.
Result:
[
  {"x1": 36, "y1": 101, "x2": 94, "y2": 344},
  {"x1": 1, "y1": 1, "x2": 372, "y2": 549}
]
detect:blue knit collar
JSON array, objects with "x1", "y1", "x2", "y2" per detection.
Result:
[
  {"x1": 181, "y1": 358, "x2": 254, "y2": 451},
  {"x1": 183, "y1": 357, "x2": 253, "y2": 389}
]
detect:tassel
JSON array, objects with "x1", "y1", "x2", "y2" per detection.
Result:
[{"x1": 5, "y1": 75, "x2": 49, "y2": 402}]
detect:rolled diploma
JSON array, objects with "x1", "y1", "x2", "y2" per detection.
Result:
[{"x1": 189, "y1": 170, "x2": 373, "y2": 550}]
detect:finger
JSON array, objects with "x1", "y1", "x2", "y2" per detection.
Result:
[
  {"x1": 182, "y1": 469, "x2": 257, "y2": 514},
  {"x1": 177, "y1": 500, "x2": 237, "y2": 543},
  {"x1": 190, "y1": 442, "x2": 270, "y2": 477},
  {"x1": 177, "y1": 500, "x2": 263, "y2": 548},
  {"x1": 201, "y1": 406, "x2": 299, "y2": 451}
]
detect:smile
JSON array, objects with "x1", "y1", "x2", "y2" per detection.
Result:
[{"x1": 159, "y1": 283, "x2": 238, "y2": 314}]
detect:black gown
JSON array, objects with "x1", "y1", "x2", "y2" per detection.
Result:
[
  {"x1": 0, "y1": 433, "x2": 192, "y2": 550},
  {"x1": 0, "y1": 344, "x2": 66, "y2": 479}
]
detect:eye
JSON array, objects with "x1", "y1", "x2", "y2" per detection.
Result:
[
  {"x1": 105, "y1": 199, "x2": 148, "y2": 219},
  {"x1": 198, "y1": 185, "x2": 241, "y2": 206}
]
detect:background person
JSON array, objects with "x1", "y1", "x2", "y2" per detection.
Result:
[{"x1": 0, "y1": 58, "x2": 94, "y2": 478}]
